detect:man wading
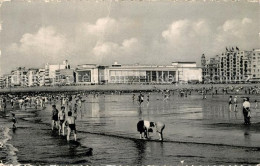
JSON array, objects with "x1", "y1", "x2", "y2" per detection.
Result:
[
  {"x1": 242, "y1": 98, "x2": 251, "y2": 125},
  {"x1": 51, "y1": 105, "x2": 59, "y2": 130},
  {"x1": 65, "y1": 111, "x2": 77, "y2": 142}
]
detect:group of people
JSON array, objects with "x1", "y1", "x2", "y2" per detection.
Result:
[
  {"x1": 2, "y1": 88, "x2": 259, "y2": 144},
  {"x1": 51, "y1": 103, "x2": 78, "y2": 142},
  {"x1": 228, "y1": 95, "x2": 258, "y2": 125}
]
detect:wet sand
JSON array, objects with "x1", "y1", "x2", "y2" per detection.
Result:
[{"x1": 1, "y1": 93, "x2": 260, "y2": 165}]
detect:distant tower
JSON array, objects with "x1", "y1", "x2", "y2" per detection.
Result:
[{"x1": 201, "y1": 54, "x2": 206, "y2": 67}]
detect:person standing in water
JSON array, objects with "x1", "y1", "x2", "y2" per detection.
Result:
[
  {"x1": 147, "y1": 94, "x2": 150, "y2": 103},
  {"x1": 10, "y1": 98, "x2": 14, "y2": 109},
  {"x1": 58, "y1": 106, "x2": 66, "y2": 136},
  {"x1": 138, "y1": 93, "x2": 144, "y2": 106},
  {"x1": 242, "y1": 98, "x2": 251, "y2": 125},
  {"x1": 65, "y1": 111, "x2": 77, "y2": 142},
  {"x1": 233, "y1": 96, "x2": 238, "y2": 112},
  {"x1": 229, "y1": 96, "x2": 233, "y2": 112},
  {"x1": 12, "y1": 113, "x2": 17, "y2": 129},
  {"x1": 132, "y1": 94, "x2": 135, "y2": 102},
  {"x1": 51, "y1": 105, "x2": 59, "y2": 130}
]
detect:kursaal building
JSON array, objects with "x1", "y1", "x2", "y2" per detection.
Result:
[{"x1": 75, "y1": 62, "x2": 202, "y2": 85}]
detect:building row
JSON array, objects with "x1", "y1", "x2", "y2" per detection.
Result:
[
  {"x1": 201, "y1": 47, "x2": 260, "y2": 83},
  {"x1": 0, "y1": 61, "x2": 202, "y2": 88}
]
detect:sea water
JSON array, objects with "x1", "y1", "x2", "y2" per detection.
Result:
[{"x1": 3, "y1": 93, "x2": 260, "y2": 165}]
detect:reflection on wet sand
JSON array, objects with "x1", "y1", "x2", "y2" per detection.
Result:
[{"x1": 133, "y1": 140, "x2": 147, "y2": 165}]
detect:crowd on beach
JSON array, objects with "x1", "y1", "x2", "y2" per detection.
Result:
[
  {"x1": 0, "y1": 85, "x2": 259, "y2": 143},
  {"x1": 0, "y1": 93, "x2": 84, "y2": 141}
]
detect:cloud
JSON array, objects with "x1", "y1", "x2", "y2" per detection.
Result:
[
  {"x1": 8, "y1": 26, "x2": 66, "y2": 61},
  {"x1": 91, "y1": 37, "x2": 142, "y2": 64},
  {"x1": 3, "y1": 26, "x2": 67, "y2": 72},
  {"x1": 93, "y1": 37, "x2": 139, "y2": 56},
  {"x1": 160, "y1": 18, "x2": 259, "y2": 62},
  {"x1": 68, "y1": 17, "x2": 141, "y2": 64},
  {"x1": 215, "y1": 18, "x2": 257, "y2": 49},
  {"x1": 77, "y1": 17, "x2": 139, "y2": 43},
  {"x1": 93, "y1": 41, "x2": 118, "y2": 57},
  {"x1": 83, "y1": 17, "x2": 118, "y2": 36},
  {"x1": 161, "y1": 19, "x2": 212, "y2": 60},
  {"x1": 162, "y1": 19, "x2": 211, "y2": 44}
]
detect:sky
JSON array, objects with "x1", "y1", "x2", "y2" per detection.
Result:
[{"x1": 0, "y1": 0, "x2": 259, "y2": 75}]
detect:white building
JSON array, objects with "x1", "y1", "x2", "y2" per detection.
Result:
[
  {"x1": 105, "y1": 62, "x2": 177, "y2": 84},
  {"x1": 38, "y1": 69, "x2": 45, "y2": 86},
  {"x1": 74, "y1": 62, "x2": 202, "y2": 84},
  {"x1": 250, "y1": 48, "x2": 260, "y2": 82},
  {"x1": 10, "y1": 67, "x2": 27, "y2": 86},
  {"x1": 56, "y1": 69, "x2": 75, "y2": 85},
  {"x1": 0, "y1": 76, "x2": 4, "y2": 88},
  {"x1": 172, "y1": 62, "x2": 202, "y2": 83},
  {"x1": 95, "y1": 62, "x2": 201, "y2": 84},
  {"x1": 75, "y1": 64, "x2": 99, "y2": 84},
  {"x1": 27, "y1": 68, "x2": 39, "y2": 87},
  {"x1": 44, "y1": 60, "x2": 70, "y2": 86}
]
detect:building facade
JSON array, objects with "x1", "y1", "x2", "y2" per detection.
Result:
[
  {"x1": 44, "y1": 60, "x2": 70, "y2": 86},
  {"x1": 38, "y1": 69, "x2": 46, "y2": 86},
  {"x1": 10, "y1": 67, "x2": 27, "y2": 86},
  {"x1": 250, "y1": 49, "x2": 260, "y2": 82},
  {"x1": 201, "y1": 47, "x2": 260, "y2": 83},
  {"x1": 75, "y1": 64, "x2": 99, "y2": 84},
  {"x1": 201, "y1": 54, "x2": 219, "y2": 83},
  {"x1": 172, "y1": 62, "x2": 202, "y2": 83},
  {"x1": 97, "y1": 62, "x2": 201, "y2": 84},
  {"x1": 0, "y1": 61, "x2": 202, "y2": 87},
  {"x1": 0, "y1": 76, "x2": 4, "y2": 88},
  {"x1": 56, "y1": 69, "x2": 75, "y2": 85},
  {"x1": 105, "y1": 63, "x2": 177, "y2": 84},
  {"x1": 27, "y1": 68, "x2": 39, "y2": 87}
]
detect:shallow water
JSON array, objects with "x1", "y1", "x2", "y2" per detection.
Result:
[{"x1": 3, "y1": 93, "x2": 260, "y2": 165}]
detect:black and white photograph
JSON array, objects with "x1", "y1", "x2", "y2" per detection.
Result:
[{"x1": 0, "y1": 0, "x2": 259, "y2": 165}]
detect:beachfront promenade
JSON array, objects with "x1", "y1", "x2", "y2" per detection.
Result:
[{"x1": 0, "y1": 83, "x2": 259, "y2": 93}]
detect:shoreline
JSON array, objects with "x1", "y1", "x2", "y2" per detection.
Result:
[
  {"x1": 1, "y1": 93, "x2": 260, "y2": 164},
  {"x1": 0, "y1": 83, "x2": 259, "y2": 93}
]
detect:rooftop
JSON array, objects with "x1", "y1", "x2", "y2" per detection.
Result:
[{"x1": 172, "y1": 61, "x2": 196, "y2": 64}]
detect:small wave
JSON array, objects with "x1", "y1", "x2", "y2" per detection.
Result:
[
  {"x1": 0, "y1": 127, "x2": 20, "y2": 165},
  {"x1": 75, "y1": 129, "x2": 260, "y2": 150},
  {"x1": 36, "y1": 120, "x2": 260, "y2": 150}
]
